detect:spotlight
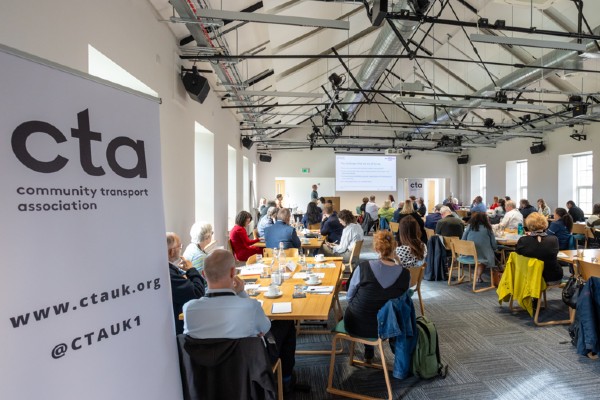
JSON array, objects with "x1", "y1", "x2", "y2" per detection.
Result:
[
  {"x1": 495, "y1": 91, "x2": 508, "y2": 104},
  {"x1": 341, "y1": 111, "x2": 349, "y2": 122},
  {"x1": 494, "y1": 19, "x2": 506, "y2": 28},
  {"x1": 570, "y1": 130, "x2": 587, "y2": 141},
  {"x1": 334, "y1": 126, "x2": 343, "y2": 136},
  {"x1": 519, "y1": 114, "x2": 531, "y2": 123},
  {"x1": 405, "y1": 134, "x2": 412, "y2": 142},
  {"x1": 478, "y1": 18, "x2": 489, "y2": 27},
  {"x1": 484, "y1": 118, "x2": 495, "y2": 128},
  {"x1": 404, "y1": 154, "x2": 412, "y2": 160},
  {"x1": 241, "y1": 136, "x2": 253, "y2": 149},
  {"x1": 328, "y1": 73, "x2": 343, "y2": 88}
]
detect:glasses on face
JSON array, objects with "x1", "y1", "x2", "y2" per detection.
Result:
[{"x1": 170, "y1": 243, "x2": 183, "y2": 251}]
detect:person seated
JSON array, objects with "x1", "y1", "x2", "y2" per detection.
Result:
[
  {"x1": 344, "y1": 230, "x2": 411, "y2": 361},
  {"x1": 388, "y1": 194, "x2": 396, "y2": 208},
  {"x1": 586, "y1": 203, "x2": 600, "y2": 228},
  {"x1": 321, "y1": 209, "x2": 364, "y2": 262},
  {"x1": 359, "y1": 196, "x2": 369, "y2": 219},
  {"x1": 516, "y1": 213, "x2": 563, "y2": 283},
  {"x1": 229, "y1": 210, "x2": 263, "y2": 262},
  {"x1": 257, "y1": 206, "x2": 277, "y2": 237},
  {"x1": 470, "y1": 196, "x2": 487, "y2": 213},
  {"x1": 320, "y1": 204, "x2": 344, "y2": 244},
  {"x1": 365, "y1": 195, "x2": 379, "y2": 221},
  {"x1": 183, "y1": 250, "x2": 309, "y2": 394},
  {"x1": 489, "y1": 196, "x2": 500, "y2": 210},
  {"x1": 395, "y1": 217, "x2": 427, "y2": 267},
  {"x1": 566, "y1": 200, "x2": 585, "y2": 223},
  {"x1": 519, "y1": 199, "x2": 536, "y2": 220},
  {"x1": 424, "y1": 204, "x2": 443, "y2": 229},
  {"x1": 301, "y1": 201, "x2": 322, "y2": 228},
  {"x1": 378, "y1": 200, "x2": 395, "y2": 225},
  {"x1": 495, "y1": 198, "x2": 506, "y2": 217},
  {"x1": 416, "y1": 197, "x2": 427, "y2": 217},
  {"x1": 537, "y1": 198, "x2": 551, "y2": 218},
  {"x1": 183, "y1": 221, "x2": 214, "y2": 271},
  {"x1": 493, "y1": 200, "x2": 523, "y2": 231},
  {"x1": 166, "y1": 232, "x2": 205, "y2": 334},
  {"x1": 393, "y1": 199, "x2": 427, "y2": 243},
  {"x1": 435, "y1": 206, "x2": 464, "y2": 238},
  {"x1": 461, "y1": 213, "x2": 497, "y2": 283},
  {"x1": 264, "y1": 208, "x2": 301, "y2": 250},
  {"x1": 548, "y1": 208, "x2": 574, "y2": 250},
  {"x1": 317, "y1": 196, "x2": 327, "y2": 211},
  {"x1": 259, "y1": 200, "x2": 276, "y2": 219}
]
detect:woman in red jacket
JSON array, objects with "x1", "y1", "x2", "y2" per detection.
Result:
[{"x1": 229, "y1": 210, "x2": 263, "y2": 261}]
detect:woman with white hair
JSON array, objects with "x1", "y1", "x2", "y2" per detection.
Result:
[{"x1": 183, "y1": 221, "x2": 214, "y2": 271}]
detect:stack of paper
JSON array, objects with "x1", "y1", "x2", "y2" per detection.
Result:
[
  {"x1": 305, "y1": 286, "x2": 334, "y2": 294},
  {"x1": 271, "y1": 302, "x2": 292, "y2": 314},
  {"x1": 244, "y1": 283, "x2": 261, "y2": 291},
  {"x1": 239, "y1": 264, "x2": 265, "y2": 276}
]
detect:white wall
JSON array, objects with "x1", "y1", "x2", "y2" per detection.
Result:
[
  {"x1": 467, "y1": 127, "x2": 600, "y2": 211},
  {"x1": 257, "y1": 148, "x2": 460, "y2": 211},
  {"x1": 0, "y1": 0, "x2": 256, "y2": 245}
]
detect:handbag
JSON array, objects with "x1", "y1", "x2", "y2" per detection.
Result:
[{"x1": 562, "y1": 275, "x2": 584, "y2": 309}]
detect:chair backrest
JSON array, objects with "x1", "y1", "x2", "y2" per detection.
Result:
[
  {"x1": 572, "y1": 223, "x2": 587, "y2": 235},
  {"x1": 308, "y1": 223, "x2": 321, "y2": 231},
  {"x1": 252, "y1": 229, "x2": 259, "y2": 240},
  {"x1": 347, "y1": 240, "x2": 364, "y2": 272},
  {"x1": 246, "y1": 254, "x2": 258, "y2": 265},
  {"x1": 228, "y1": 239, "x2": 240, "y2": 261},
  {"x1": 389, "y1": 221, "x2": 399, "y2": 233},
  {"x1": 441, "y1": 236, "x2": 459, "y2": 251},
  {"x1": 586, "y1": 226, "x2": 596, "y2": 239},
  {"x1": 424, "y1": 227, "x2": 435, "y2": 240},
  {"x1": 452, "y1": 239, "x2": 477, "y2": 258},
  {"x1": 408, "y1": 264, "x2": 425, "y2": 289},
  {"x1": 263, "y1": 247, "x2": 299, "y2": 258},
  {"x1": 576, "y1": 259, "x2": 600, "y2": 281}
]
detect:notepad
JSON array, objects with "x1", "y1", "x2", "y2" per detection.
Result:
[
  {"x1": 271, "y1": 302, "x2": 292, "y2": 314},
  {"x1": 239, "y1": 264, "x2": 265, "y2": 276},
  {"x1": 305, "y1": 286, "x2": 334, "y2": 294},
  {"x1": 244, "y1": 283, "x2": 261, "y2": 291},
  {"x1": 293, "y1": 272, "x2": 325, "y2": 279}
]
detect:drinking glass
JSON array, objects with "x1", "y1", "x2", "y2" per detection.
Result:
[
  {"x1": 271, "y1": 270, "x2": 282, "y2": 285},
  {"x1": 256, "y1": 254, "x2": 263, "y2": 264},
  {"x1": 577, "y1": 245, "x2": 584, "y2": 259}
]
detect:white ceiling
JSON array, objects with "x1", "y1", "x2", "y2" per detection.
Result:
[{"x1": 149, "y1": 0, "x2": 600, "y2": 153}]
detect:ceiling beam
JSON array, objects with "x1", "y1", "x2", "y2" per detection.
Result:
[{"x1": 191, "y1": 9, "x2": 349, "y2": 30}]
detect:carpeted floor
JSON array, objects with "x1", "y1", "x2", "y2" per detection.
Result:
[{"x1": 290, "y1": 236, "x2": 600, "y2": 399}]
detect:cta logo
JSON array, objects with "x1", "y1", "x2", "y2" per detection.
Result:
[
  {"x1": 410, "y1": 182, "x2": 423, "y2": 188},
  {"x1": 11, "y1": 109, "x2": 147, "y2": 178}
]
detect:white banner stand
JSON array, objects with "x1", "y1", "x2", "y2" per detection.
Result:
[{"x1": 0, "y1": 45, "x2": 182, "y2": 400}]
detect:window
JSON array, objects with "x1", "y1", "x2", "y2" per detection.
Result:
[
  {"x1": 574, "y1": 152, "x2": 593, "y2": 213},
  {"x1": 194, "y1": 122, "x2": 214, "y2": 224},
  {"x1": 470, "y1": 164, "x2": 486, "y2": 204},
  {"x1": 228, "y1": 146, "x2": 237, "y2": 228},
  {"x1": 243, "y1": 156, "x2": 249, "y2": 212},
  {"x1": 516, "y1": 160, "x2": 527, "y2": 201},
  {"x1": 479, "y1": 165, "x2": 487, "y2": 204}
]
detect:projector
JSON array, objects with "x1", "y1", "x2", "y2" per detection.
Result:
[{"x1": 385, "y1": 148, "x2": 404, "y2": 155}]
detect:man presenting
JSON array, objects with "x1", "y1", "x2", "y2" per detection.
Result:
[
  {"x1": 166, "y1": 232, "x2": 205, "y2": 335},
  {"x1": 311, "y1": 184, "x2": 319, "y2": 201},
  {"x1": 183, "y1": 250, "x2": 308, "y2": 393}
]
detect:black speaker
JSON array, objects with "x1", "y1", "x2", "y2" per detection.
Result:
[
  {"x1": 457, "y1": 155, "x2": 469, "y2": 164},
  {"x1": 530, "y1": 143, "x2": 546, "y2": 154},
  {"x1": 182, "y1": 67, "x2": 210, "y2": 104},
  {"x1": 241, "y1": 137, "x2": 253, "y2": 150},
  {"x1": 259, "y1": 154, "x2": 272, "y2": 163},
  {"x1": 371, "y1": 0, "x2": 388, "y2": 26}
]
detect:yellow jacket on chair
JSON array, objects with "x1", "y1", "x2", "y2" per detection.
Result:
[{"x1": 497, "y1": 253, "x2": 546, "y2": 316}]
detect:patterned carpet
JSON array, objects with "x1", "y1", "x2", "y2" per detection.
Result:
[{"x1": 290, "y1": 236, "x2": 600, "y2": 399}]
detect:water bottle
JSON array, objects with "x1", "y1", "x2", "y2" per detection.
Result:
[
  {"x1": 517, "y1": 223, "x2": 524, "y2": 235},
  {"x1": 278, "y1": 242, "x2": 287, "y2": 280}
]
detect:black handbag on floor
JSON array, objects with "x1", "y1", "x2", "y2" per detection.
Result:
[{"x1": 562, "y1": 275, "x2": 584, "y2": 309}]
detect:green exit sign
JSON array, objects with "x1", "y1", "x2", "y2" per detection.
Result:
[{"x1": 301, "y1": 168, "x2": 310, "y2": 173}]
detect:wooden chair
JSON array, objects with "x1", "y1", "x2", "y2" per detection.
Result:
[
  {"x1": 408, "y1": 264, "x2": 426, "y2": 315},
  {"x1": 452, "y1": 239, "x2": 495, "y2": 293},
  {"x1": 308, "y1": 223, "x2": 321, "y2": 231},
  {"x1": 252, "y1": 228, "x2": 259, "y2": 240},
  {"x1": 443, "y1": 236, "x2": 461, "y2": 285},
  {"x1": 272, "y1": 358, "x2": 283, "y2": 400},
  {"x1": 424, "y1": 227, "x2": 435, "y2": 240},
  {"x1": 246, "y1": 254, "x2": 259, "y2": 265},
  {"x1": 262, "y1": 247, "x2": 299, "y2": 258},
  {"x1": 327, "y1": 321, "x2": 392, "y2": 400},
  {"x1": 504, "y1": 253, "x2": 574, "y2": 326},
  {"x1": 572, "y1": 223, "x2": 588, "y2": 248},
  {"x1": 228, "y1": 239, "x2": 239, "y2": 261},
  {"x1": 344, "y1": 240, "x2": 364, "y2": 277},
  {"x1": 576, "y1": 258, "x2": 600, "y2": 280},
  {"x1": 389, "y1": 222, "x2": 399, "y2": 234}
]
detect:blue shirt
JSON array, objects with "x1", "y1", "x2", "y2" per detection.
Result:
[
  {"x1": 264, "y1": 220, "x2": 301, "y2": 249},
  {"x1": 470, "y1": 202, "x2": 487, "y2": 213},
  {"x1": 183, "y1": 289, "x2": 271, "y2": 339}
]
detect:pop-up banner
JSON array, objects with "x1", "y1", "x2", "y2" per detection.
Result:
[
  {"x1": 406, "y1": 178, "x2": 425, "y2": 199},
  {"x1": 0, "y1": 45, "x2": 182, "y2": 399}
]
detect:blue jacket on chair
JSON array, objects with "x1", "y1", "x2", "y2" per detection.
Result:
[
  {"x1": 575, "y1": 276, "x2": 600, "y2": 356},
  {"x1": 377, "y1": 291, "x2": 417, "y2": 379}
]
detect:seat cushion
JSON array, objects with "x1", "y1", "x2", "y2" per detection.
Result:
[
  {"x1": 333, "y1": 320, "x2": 378, "y2": 341},
  {"x1": 457, "y1": 255, "x2": 476, "y2": 265}
]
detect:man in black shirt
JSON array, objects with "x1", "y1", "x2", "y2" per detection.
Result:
[
  {"x1": 435, "y1": 206, "x2": 465, "y2": 238},
  {"x1": 566, "y1": 200, "x2": 585, "y2": 222}
]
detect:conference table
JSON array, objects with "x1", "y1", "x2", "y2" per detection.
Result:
[
  {"x1": 557, "y1": 249, "x2": 600, "y2": 265},
  {"x1": 244, "y1": 257, "x2": 342, "y2": 320}
]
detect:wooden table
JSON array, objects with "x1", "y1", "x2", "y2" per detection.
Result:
[
  {"x1": 253, "y1": 237, "x2": 324, "y2": 250},
  {"x1": 558, "y1": 249, "x2": 600, "y2": 264},
  {"x1": 248, "y1": 257, "x2": 342, "y2": 320}
]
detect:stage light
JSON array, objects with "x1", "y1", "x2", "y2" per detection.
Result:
[{"x1": 328, "y1": 73, "x2": 343, "y2": 88}]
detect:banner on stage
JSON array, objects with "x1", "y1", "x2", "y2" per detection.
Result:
[{"x1": 406, "y1": 178, "x2": 425, "y2": 199}]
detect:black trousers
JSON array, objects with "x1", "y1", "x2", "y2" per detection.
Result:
[{"x1": 269, "y1": 320, "x2": 296, "y2": 378}]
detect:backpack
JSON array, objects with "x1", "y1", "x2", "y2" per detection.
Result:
[{"x1": 411, "y1": 316, "x2": 448, "y2": 379}]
